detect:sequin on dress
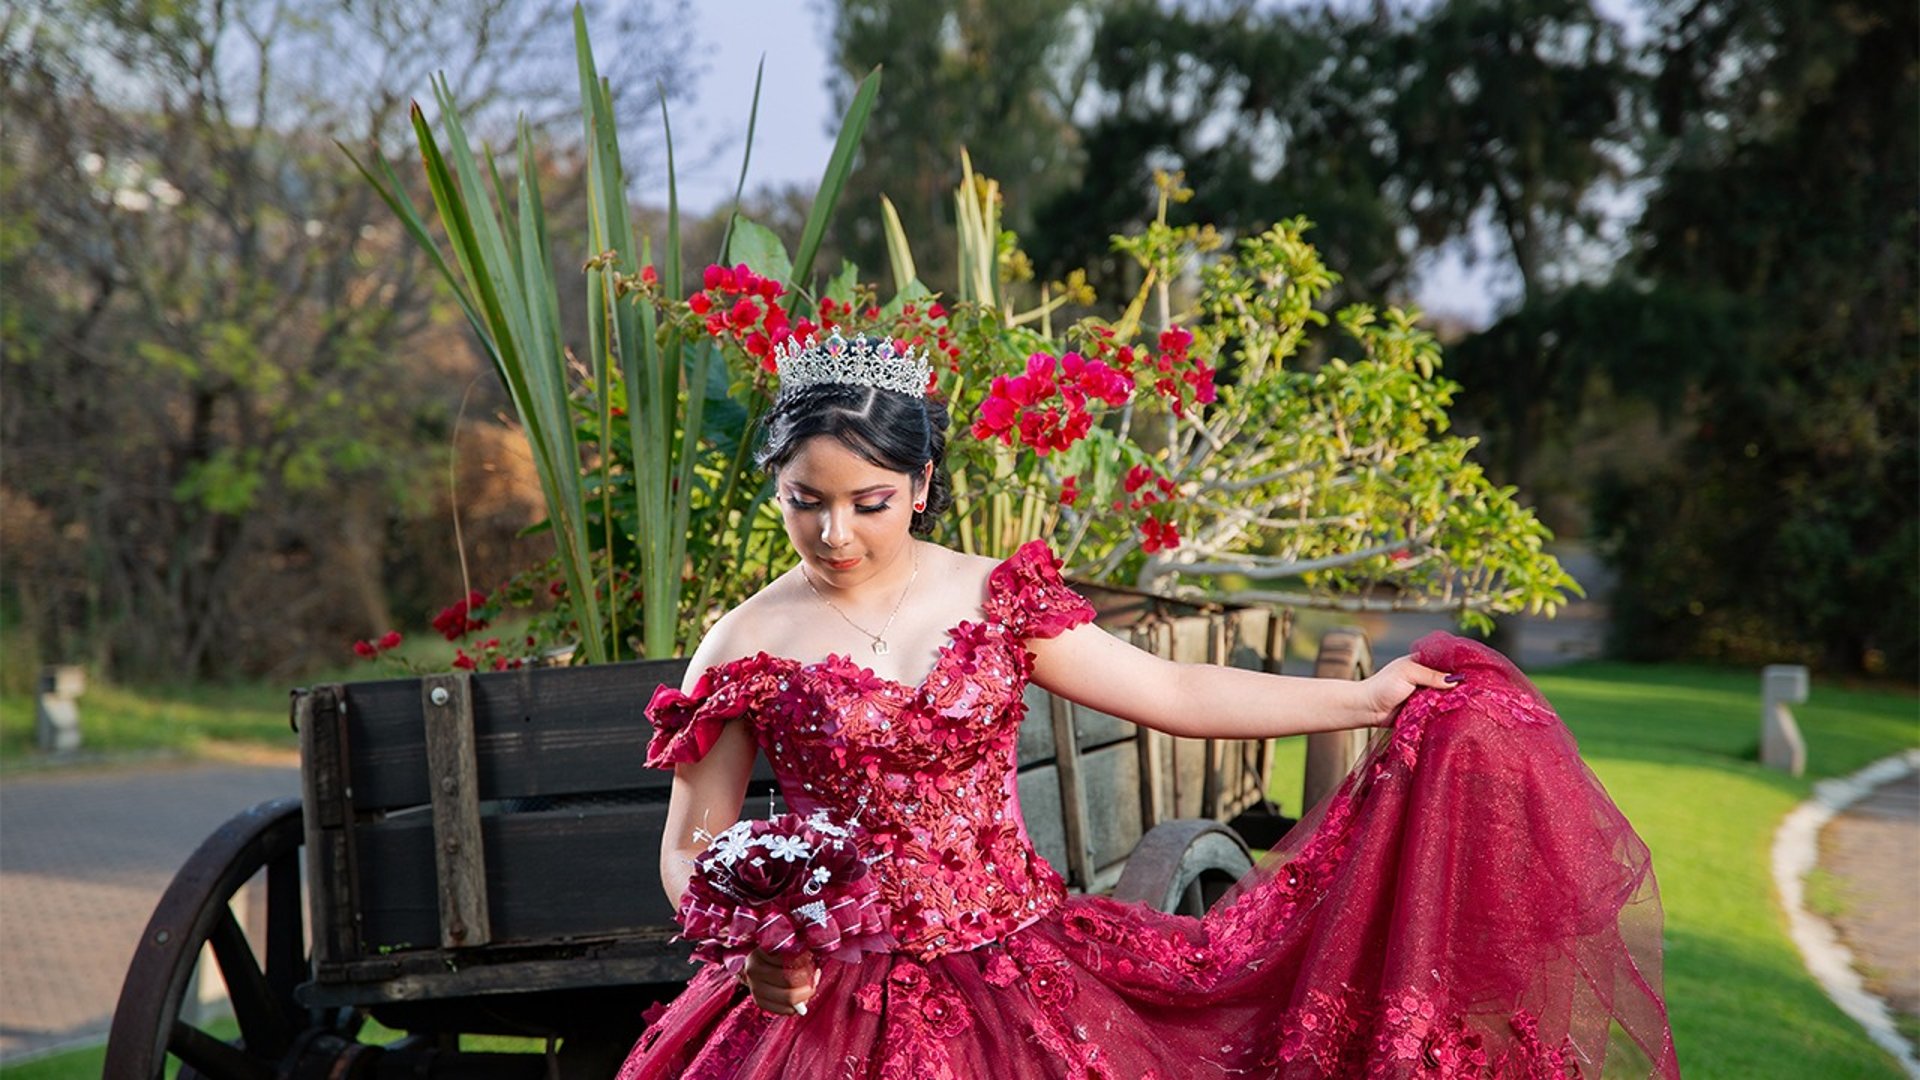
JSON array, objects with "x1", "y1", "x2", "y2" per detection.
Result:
[{"x1": 616, "y1": 540, "x2": 1681, "y2": 1079}]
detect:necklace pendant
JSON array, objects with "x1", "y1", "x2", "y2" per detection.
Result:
[{"x1": 871, "y1": 639, "x2": 889, "y2": 656}]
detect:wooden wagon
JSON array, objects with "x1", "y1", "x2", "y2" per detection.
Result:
[{"x1": 105, "y1": 597, "x2": 1375, "y2": 1079}]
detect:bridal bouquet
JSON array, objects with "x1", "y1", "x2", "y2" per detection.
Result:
[{"x1": 677, "y1": 810, "x2": 895, "y2": 974}]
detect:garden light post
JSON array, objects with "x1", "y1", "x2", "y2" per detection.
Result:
[
  {"x1": 35, "y1": 664, "x2": 84, "y2": 754},
  {"x1": 1761, "y1": 663, "x2": 1809, "y2": 777}
]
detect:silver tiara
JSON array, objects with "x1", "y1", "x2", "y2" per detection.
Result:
[{"x1": 773, "y1": 331, "x2": 931, "y2": 398}]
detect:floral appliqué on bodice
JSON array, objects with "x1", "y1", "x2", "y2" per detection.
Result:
[{"x1": 644, "y1": 539, "x2": 1089, "y2": 961}]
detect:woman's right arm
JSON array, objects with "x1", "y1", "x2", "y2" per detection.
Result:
[
  {"x1": 653, "y1": 623, "x2": 819, "y2": 1015},
  {"x1": 658, "y1": 718, "x2": 757, "y2": 906},
  {"x1": 655, "y1": 621, "x2": 759, "y2": 906}
]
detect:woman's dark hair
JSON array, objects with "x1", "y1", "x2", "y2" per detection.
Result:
[{"x1": 756, "y1": 382, "x2": 953, "y2": 535}]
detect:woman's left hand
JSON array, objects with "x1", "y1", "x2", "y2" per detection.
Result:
[{"x1": 1359, "y1": 655, "x2": 1456, "y2": 726}]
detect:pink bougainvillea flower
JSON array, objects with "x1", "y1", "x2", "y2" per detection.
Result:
[{"x1": 1140, "y1": 516, "x2": 1181, "y2": 553}]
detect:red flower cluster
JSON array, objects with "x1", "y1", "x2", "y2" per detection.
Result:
[
  {"x1": 1150, "y1": 326, "x2": 1217, "y2": 418},
  {"x1": 1139, "y1": 516, "x2": 1181, "y2": 553},
  {"x1": 1059, "y1": 474, "x2": 1080, "y2": 507},
  {"x1": 971, "y1": 352, "x2": 1132, "y2": 455},
  {"x1": 885, "y1": 300, "x2": 963, "y2": 381},
  {"x1": 687, "y1": 264, "x2": 817, "y2": 371},
  {"x1": 1108, "y1": 464, "x2": 1183, "y2": 552},
  {"x1": 1081, "y1": 324, "x2": 1217, "y2": 418},
  {"x1": 351, "y1": 630, "x2": 402, "y2": 660},
  {"x1": 432, "y1": 589, "x2": 491, "y2": 641},
  {"x1": 451, "y1": 636, "x2": 529, "y2": 672}
]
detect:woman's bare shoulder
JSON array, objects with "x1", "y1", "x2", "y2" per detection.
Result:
[
  {"x1": 915, "y1": 542, "x2": 1003, "y2": 608},
  {"x1": 681, "y1": 574, "x2": 807, "y2": 679}
]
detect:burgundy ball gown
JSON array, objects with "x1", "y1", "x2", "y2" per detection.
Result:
[{"x1": 616, "y1": 541, "x2": 1681, "y2": 1079}]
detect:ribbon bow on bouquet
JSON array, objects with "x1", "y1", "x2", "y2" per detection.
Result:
[{"x1": 677, "y1": 809, "x2": 896, "y2": 975}]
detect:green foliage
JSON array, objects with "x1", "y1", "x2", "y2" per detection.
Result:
[
  {"x1": 360, "y1": 12, "x2": 883, "y2": 661},
  {"x1": 1585, "y1": 0, "x2": 1918, "y2": 677},
  {"x1": 2, "y1": 0, "x2": 697, "y2": 681},
  {"x1": 1026, "y1": 0, "x2": 1634, "y2": 308},
  {"x1": 866, "y1": 164, "x2": 1578, "y2": 626}
]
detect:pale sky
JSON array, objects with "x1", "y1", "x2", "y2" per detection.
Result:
[{"x1": 670, "y1": 1, "x2": 842, "y2": 214}]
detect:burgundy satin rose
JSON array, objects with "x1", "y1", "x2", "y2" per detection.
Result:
[{"x1": 728, "y1": 853, "x2": 808, "y2": 904}]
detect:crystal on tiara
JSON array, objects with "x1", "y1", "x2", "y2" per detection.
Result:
[{"x1": 773, "y1": 331, "x2": 932, "y2": 398}]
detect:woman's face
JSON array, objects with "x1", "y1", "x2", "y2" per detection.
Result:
[{"x1": 776, "y1": 436, "x2": 926, "y2": 588}]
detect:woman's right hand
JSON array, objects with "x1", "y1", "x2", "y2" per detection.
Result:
[{"x1": 739, "y1": 947, "x2": 818, "y2": 1016}]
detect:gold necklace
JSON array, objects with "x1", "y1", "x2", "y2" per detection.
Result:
[{"x1": 800, "y1": 547, "x2": 920, "y2": 655}]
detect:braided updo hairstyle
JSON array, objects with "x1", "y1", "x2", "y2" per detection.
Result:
[{"x1": 755, "y1": 382, "x2": 953, "y2": 536}]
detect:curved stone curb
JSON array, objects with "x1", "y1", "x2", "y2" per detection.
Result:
[{"x1": 1772, "y1": 748, "x2": 1920, "y2": 1079}]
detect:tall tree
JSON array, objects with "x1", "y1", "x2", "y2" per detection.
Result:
[
  {"x1": 1033, "y1": 0, "x2": 1635, "y2": 315},
  {"x1": 1587, "y1": 0, "x2": 1917, "y2": 676},
  {"x1": 828, "y1": 0, "x2": 1089, "y2": 294},
  {"x1": 0, "y1": 0, "x2": 689, "y2": 680}
]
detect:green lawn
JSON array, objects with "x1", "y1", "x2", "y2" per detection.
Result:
[
  {"x1": 1535, "y1": 663, "x2": 1917, "y2": 1079},
  {"x1": 0, "y1": 631, "x2": 503, "y2": 768},
  {"x1": 0, "y1": 679, "x2": 296, "y2": 767}
]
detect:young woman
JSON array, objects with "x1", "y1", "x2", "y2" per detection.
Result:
[{"x1": 616, "y1": 335, "x2": 1680, "y2": 1079}]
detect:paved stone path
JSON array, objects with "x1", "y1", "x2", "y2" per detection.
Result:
[
  {"x1": 1819, "y1": 770, "x2": 1920, "y2": 1058},
  {"x1": 0, "y1": 761, "x2": 298, "y2": 1064}
]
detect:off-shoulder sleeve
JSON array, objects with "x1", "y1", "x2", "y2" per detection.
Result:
[
  {"x1": 983, "y1": 539, "x2": 1098, "y2": 641},
  {"x1": 643, "y1": 654, "x2": 781, "y2": 768}
]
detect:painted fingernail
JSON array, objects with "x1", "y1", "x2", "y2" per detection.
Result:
[
  {"x1": 1444, "y1": 673, "x2": 1463, "y2": 685},
  {"x1": 794, "y1": 1001, "x2": 808, "y2": 1017}
]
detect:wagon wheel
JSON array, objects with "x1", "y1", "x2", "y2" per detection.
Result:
[
  {"x1": 1112, "y1": 818, "x2": 1254, "y2": 917},
  {"x1": 104, "y1": 797, "x2": 371, "y2": 1080}
]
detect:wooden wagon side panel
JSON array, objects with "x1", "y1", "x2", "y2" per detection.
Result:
[
  {"x1": 1167, "y1": 616, "x2": 1213, "y2": 821},
  {"x1": 352, "y1": 805, "x2": 680, "y2": 951},
  {"x1": 1208, "y1": 608, "x2": 1277, "y2": 820},
  {"x1": 340, "y1": 661, "x2": 688, "y2": 813}
]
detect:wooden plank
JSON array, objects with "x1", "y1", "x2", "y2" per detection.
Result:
[
  {"x1": 1015, "y1": 765, "x2": 1070, "y2": 879},
  {"x1": 422, "y1": 672, "x2": 490, "y2": 948},
  {"x1": 1016, "y1": 682, "x2": 1056, "y2": 767},
  {"x1": 1072, "y1": 705, "x2": 1136, "y2": 750},
  {"x1": 1224, "y1": 608, "x2": 1269, "y2": 671},
  {"x1": 1166, "y1": 617, "x2": 1212, "y2": 818},
  {"x1": 1048, "y1": 692, "x2": 1094, "y2": 891},
  {"x1": 304, "y1": 948, "x2": 697, "y2": 1006},
  {"x1": 1132, "y1": 624, "x2": 1170, "y2": 830},
  {"x1": 353, "y1": 805, "x2": 678, "y2": 951},
  {"x1": 1303, "y1": 628, "x2": 1376, "y2": 812},
  {"x1": 1078, "y1": 742, "x2": 1146, "y2": 876},
  {"x1": 298, "y1": 686, "x2": 359, "y2": 964},
  {"x1": 344, "y1": 659, "x2": 690, "y2": 811},
  {"x1": 1200, "y1": 616, "x2": 1227, "y2": 818}
]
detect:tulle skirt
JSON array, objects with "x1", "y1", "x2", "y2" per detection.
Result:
[{"x1": 617, "y1": 633, "x2": 1681, "y2": 1079}]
